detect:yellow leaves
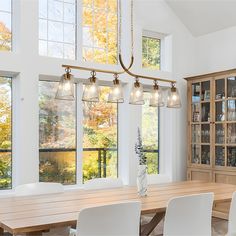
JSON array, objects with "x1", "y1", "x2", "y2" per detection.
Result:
[
  {"x1": 83, "y1": 8, "x2": 93, "y2": 27},
  {"x1": 0, "y1": 22, "x2": 11, "y2": 51}
]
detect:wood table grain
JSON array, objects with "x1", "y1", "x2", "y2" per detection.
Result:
[{"x1": 0, "y1": 181, "x2": 235, "y2": 236}]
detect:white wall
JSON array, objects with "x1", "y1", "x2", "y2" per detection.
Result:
[
  {"x1": 0, "y1": 0, "x2": 197, "y2": 190},
  {"x1": 194, "y1": 26, "x2": 236, "y2": 74}
]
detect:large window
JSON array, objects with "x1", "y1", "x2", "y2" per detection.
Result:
[
  {"x1": 82, "y1": 0, "x2": 118, "y2": 64},
  {"x1": 39, "y1": 0, "x2": 77, "y2": 59},
  {"x1": 142, "y1": 92, "x2": 159, "y2": 174},
  {"x1": 39, "y1": 81, "x2": 76, "y2": 184},
  {"x1": 142, "y1": 35, "x2": 161, "y2": 70},
  {"x1": 83, "y1": 86, "x2": 118, "y2": 181},
  {"x1": 0, "y1": 0, "x2": 12, "y2": 51},
  {"x1": 0, "y1": 77, "x2": 12, "y2": 189},
  {"x1": 39, "y1": 82, "x2": 118, "y2": 185}
]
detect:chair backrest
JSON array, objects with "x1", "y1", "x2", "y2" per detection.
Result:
[
  {"x1": 76, "y1": 201, "x2": 141, "y2": 236},
  {"x1": 163, "y1": 192, "x2": 214, "y2": 236},
  {"x1": 15, "y1": 182, "x2": 64, "y2": 196},
  {"x1": 228, "y1": 191, "x2": 236, "y2": 235},
  {"x1": 84, "y1": 177, "x2": 123, "y2": 190}
]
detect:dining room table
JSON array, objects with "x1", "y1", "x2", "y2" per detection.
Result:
[{"x1": 0, "y1": 180, "x2": 235, "y2": 236}]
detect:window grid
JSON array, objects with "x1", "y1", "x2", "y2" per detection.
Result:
[
  {"x1": 82, "y1": 0, "x2": 118, "y2": 64},
  {"x1": 0, "y1": 0, "x2": 12, "y2": 51},
  {"x1": 39, "y1": 0, "x2": 77, "y2": 60},
  {"x1": 142, "y1": 36, "x2": 161, "y2": 70}
]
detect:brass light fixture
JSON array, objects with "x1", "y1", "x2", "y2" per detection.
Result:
[
  {"x1": 167, "y1": 83, "x2": 181, "y2": 108},
  {"x1": 82, "y1": 71, "x2": 100, "y2": 102},
  {"x1": 149, "y1": 80, "x2": 165, "y2": 107},
  {"x1": 108, "y1": 74, "x2": 124, "y2": 103},
  {"x1": 129, "y1": 77, "x2": 144, "y2": 105},
  {"x1": 56, "y1": 67, "x2": 74, "y2": 100},
  {"x1": 57, "y1": 0, "x2": 181, "y2": 108}
]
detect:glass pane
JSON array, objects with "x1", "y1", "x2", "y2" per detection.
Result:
[
  {"x1": 215, "y1": 146, "x2": 225, "y2": 166},
  {"x1": 39, "y1": 0, "x2": 47, "y2": 18},
  {"x1": 227, "y1": 123, "x2": 236, "y2": 144},
  {"x1": 48, "y1": 0, "x2": 63, "y2": 21},
  {"x1": 227, "y1": 146, "x2": 236, "y2": 167},
  {"x1": 191, "y1": 125, "x2": 200, "y2": 143},
  {"x1": 192, "y1": 103, "x2": 200, "y2": 122},
  {"x1": 64, "y1": 3, "x2": 75, "y2": 23},
  {"x1": 201, "y1": 81, "x2": 210, "y2": 101},
  {"x1": 201, "y1": 145, "x2": 210, "y2": 165},
  {"x1": 48, "y1": 41, "x2": 63, "y2": 58},
  {"x1": 39, "y1": 81, "x2": 76, "y2": 184},
  {"x1": 39, "y1": 40, "x2": 47, "y2": 56},
  {"x1": 227, "y1": 100, "x2": 236, "y2": 121},
  {"x1": 64, "y1": 44, "x2": 75, "y2": 60},
  {"x1": 0, "y1": 0, "x2": 11, "y2": 12},
  {"x1": 192, "y1": 83, "x2": 200, "y2": 103},
  {"x1": 227, "y1": 77, "x2": 236, "y2": 98},
  {"x1": 215, "y1": 101, "x2": 225, "y2": 121},
  {"x1": 191, "y1": 144, "x2": 200, "y2": 164},
  {"x1": 64, "y1": 24, "x2": 75, "y2": 44},
  {"x1": 48, "y1": 21, "x2": 63, "y2": 42},
  {"x1": 83, "y1": 87, "x2": 118, "y2": 181},
  {"x1": 39, "y1": 19, "x2": 47, "y2": 40},
  {"x1": 201, "y1": 103, "x2": 210, "y2": 122},
  {"x1": 216, "y1": 124, "x2": 225, "y2": 144},
  {"x1": 0, "y1": 11, "x2": 11, "y2": 51},
  {"x1": 215, "y1": 79, "x2": 225, "y2": 100},
  {"x1": 82, "y1": 0, "x2": 118, "y2": 64},
  {"x1": 142, "y1": 93, "x2": 159, "y2": 174},
  {"x1": 0, "y1": 77, "x2": 12, "y2": 189},
  {"x1": 201, "y1": 124, "x2": 210, "y2": 143}
]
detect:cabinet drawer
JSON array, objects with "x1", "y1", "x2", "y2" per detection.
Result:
[{"x1": 187, "y1": 168, "x2": 212, "y2": 181}]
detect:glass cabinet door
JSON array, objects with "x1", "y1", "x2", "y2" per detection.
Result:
[{"x1": 190, "y1": 80, "x2": 211, "y2": 166}]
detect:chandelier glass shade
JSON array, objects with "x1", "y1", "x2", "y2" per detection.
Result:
[
  {"x1": 149, "y1": 81, "x2": 165, "y2": 107},
  {"x1": 55, "y1": 69, "x2": 74, "y2": 100},
  {"x1": 82, "y1": 72, "x2": 100, "y2": 102},
  {"x1": 129, "y1": 78, "x2": 144, "y2": 105},
  {"x1": 167, "y1": 84, "x2": 181, "y2": 108},
  {"x1": 108, "y1": 75, "x2": 124, "y2": 103}
]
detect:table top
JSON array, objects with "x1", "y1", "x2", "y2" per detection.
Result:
[{"x1": 0, "y1": 181, "x2": 236, "y2": 234}]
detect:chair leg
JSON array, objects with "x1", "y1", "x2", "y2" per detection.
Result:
[{"x1": 140, "y1": 212, "x2": 165, "y2": 236}]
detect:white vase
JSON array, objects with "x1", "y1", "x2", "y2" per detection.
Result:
[{"x1": 137, "y1": 164, "x2": 148, "y2": 196}]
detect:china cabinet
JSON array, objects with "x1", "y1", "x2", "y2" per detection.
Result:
[{"x1": 185, "y1": 68, "x2": 236, "y2": 219}]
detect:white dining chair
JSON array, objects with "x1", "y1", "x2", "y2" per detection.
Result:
[
  {"x1": 15, "y1": 182, "x2": 64, "y2": 196},
  {"x1": 83, "y1": 177, "x2": 123, "y2": 190},
  {"x1": 72, "y1": 201, "x2": 141, "y2": 236},
  {"x1": 163, "y1": 192, "x2": 214, "y2": 236},
  {"x1": 225, "y1": 191, "x2": 236, "y2": 236},
  {"x1": 15, "y1": 182, "x2": 69, "y2": 236}
]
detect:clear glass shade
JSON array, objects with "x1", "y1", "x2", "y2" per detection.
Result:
[
  {"x1": 167, "y1": 87, "x2": 181, "y2": 108},
  {"x1": 129, "y1": 82, "x2": 144, "y2": 105},
  {"x1": 108, "y1": 82, "x2": 124, "y2": 103},
  {"x1": 82, "y1": 79, "x2": 100, "y2": 102},
  {"x1": 55, "y1": 73, "x2": 74, "y2": 100},
  {"x1": 149, "y1": 86, "x2": 165, "y2": 107}
]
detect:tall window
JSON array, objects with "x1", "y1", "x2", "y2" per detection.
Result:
[
  {"x1": 0, "y1": 0, "x2": 12, "y2": 51},
  {"x1": 0, "y1": 77, "x2": 12, "y2": 189},
  {"x1": 142, "y1": 92, "x2": 159, "y2": 174},
  {"x1": 82, "y1": 0, "x2": 118, "y2": 64},
  {"x1": 83, "y1": 87, "x2": 118, "y2": 181},
  {"x1": 142, "y1": 35, "x2": 161, "y2": 70},
  {"x1": 39, "y1": 0, "x2": 77, "y2": 59},
  {"x1": 39, "y1": 83, "x2": 118, "y2": 185},
  {"x1": 39, "y1": 81, "x2": 76, "y2": 184}
]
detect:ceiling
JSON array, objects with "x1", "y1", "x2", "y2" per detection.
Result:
[{"x1": 165, "y1": 0, "x2": 236, "y2": 37}]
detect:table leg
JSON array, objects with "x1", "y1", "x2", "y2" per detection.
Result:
[
  {"x1": 140, "y1": 212, "x2": 165, "y2": 236},
  {"x1": 0, "y1": 228, "x2": 3, "y2": 236}
]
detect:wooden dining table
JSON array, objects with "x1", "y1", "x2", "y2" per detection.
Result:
[{"x1": 0, "y1": 181, "x2": 235, "y2": 236}]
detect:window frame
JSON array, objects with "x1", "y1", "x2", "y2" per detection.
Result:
[
  {"x1": 38, "y1": 80, "x2": 119, "y2": 186},
  {"x1": 142, "y1": 89, "x2": 160, "y2": 175},
  {"x1": 142, "y1": 30, "x2": 165, "y2": 71},
  {"x1": 0, "y1": 0, "x2": 12, "y2": 51},
  {"x1": 0, "y1": 76, "x2": 13, "y2": 190}
]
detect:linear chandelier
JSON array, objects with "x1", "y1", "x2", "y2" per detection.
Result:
[{"x1": 56, "y1": 0, "x2": 181, "y2": 108}]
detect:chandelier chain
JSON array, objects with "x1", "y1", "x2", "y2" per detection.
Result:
[{"x1": 118, "y1": 0, "x2": 134, "y2": 56}]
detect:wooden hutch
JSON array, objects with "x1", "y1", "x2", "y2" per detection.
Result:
[{"x1": 185, "y1": 68, "x2": 236, "y2": 219}]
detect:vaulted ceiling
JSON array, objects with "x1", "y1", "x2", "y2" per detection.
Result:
[{"x1": 165, "y1": 0, "x2": 236, "y2": 36}]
